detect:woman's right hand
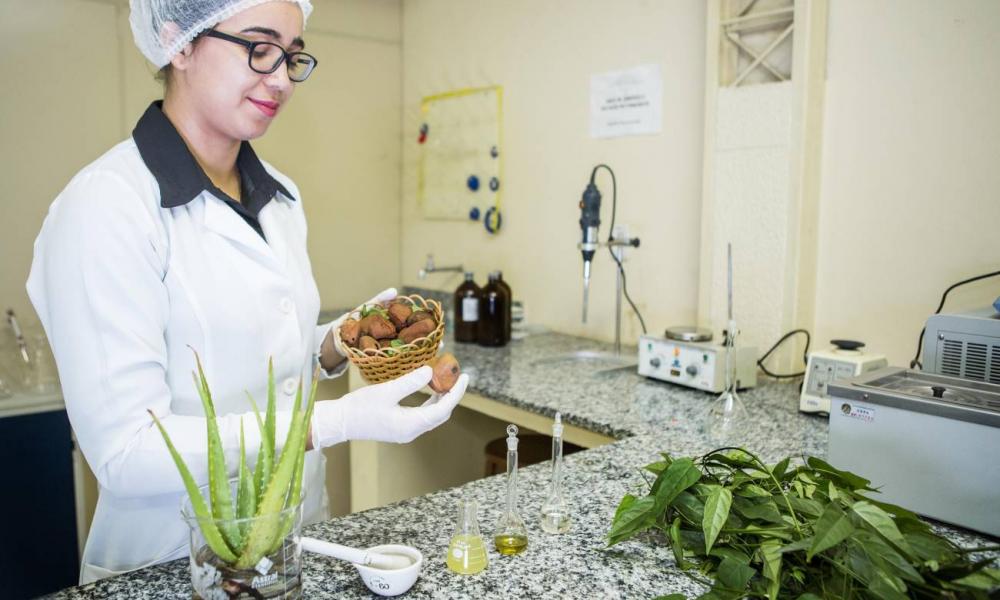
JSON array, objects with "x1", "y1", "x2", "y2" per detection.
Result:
[{"x1": 310, "y1": 366, "x2": 469, "y2": 448}]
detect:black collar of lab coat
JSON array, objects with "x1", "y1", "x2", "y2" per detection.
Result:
[{"x1": 132, "y1": 101, "x2": 296, "y2": 239}]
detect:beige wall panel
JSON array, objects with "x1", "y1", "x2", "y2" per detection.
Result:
[
  {"x1": 255, "y1": 32, "x2": 402, "y2": 309},
  {"x1": 399, "y1": 0, "x2": 707, "y2": 344},
  {"x1": 308, "y1": 0, "x2": 401, "y2": 41},
  {"x1": 0, "y1": 0, "x2": 122, "y2": 320},
  {"x1": 814, "y1": 0, "x2": 1000, "y2": 365}
]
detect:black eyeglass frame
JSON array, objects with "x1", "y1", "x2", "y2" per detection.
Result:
[{"x1": 203, "y1": 29, "x2": 318, "y2": 82}]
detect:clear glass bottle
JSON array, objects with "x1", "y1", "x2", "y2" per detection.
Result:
[
  {"x1": 446, "y1": 498, "x2": 488, "y2": 575},
  {"x1": 540, "y1": 413, "x2": 572, "y2": 533},
  {"x1": 494, "y1": 425, "x2": 529, "y2": 555},
  {"x1": 454, "y1": 273, "x2": 481, "y2": 343}
]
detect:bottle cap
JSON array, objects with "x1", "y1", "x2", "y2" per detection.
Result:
[
  {"x1": 464, "y1": 272, "x2": 475, "y2": 281},
  {"x1": 506, "y1": 424, "x2": 519, "y2": 451}
]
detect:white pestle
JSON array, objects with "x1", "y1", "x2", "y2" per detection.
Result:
[{"x1": 300, "y1": 536, "x2": 413, "y2": 570}]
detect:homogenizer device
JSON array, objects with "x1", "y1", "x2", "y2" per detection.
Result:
[{"x1": 638, "y1": 327, "x2": 757, "y2": 393}]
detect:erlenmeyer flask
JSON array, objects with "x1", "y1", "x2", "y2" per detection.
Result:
[{"x1": 446, "y1": 498, "x2": 488, "y2": 575}]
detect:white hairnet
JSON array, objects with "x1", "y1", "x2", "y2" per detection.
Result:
[{"x1": 129, "y1": 0, "x2": 314, "y2": 68}]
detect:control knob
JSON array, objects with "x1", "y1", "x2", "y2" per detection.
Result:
[{"x1": 685, "y1": 364, "x2": 699, "y2": 377}]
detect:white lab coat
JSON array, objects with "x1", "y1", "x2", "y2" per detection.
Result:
[{"x1": 27, "y1": 138, "x2": 338, "y2": 583}]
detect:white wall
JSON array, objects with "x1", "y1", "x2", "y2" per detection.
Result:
[
  {"x1": 814, "y1": 0, "x2": 1000, "y2": 366},
  {"x1": 399, "y1": 0, "x2": 708, "y2": 344}
]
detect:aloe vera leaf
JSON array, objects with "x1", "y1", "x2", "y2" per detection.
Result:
[
  {"x1": 266, "y1": 373, "x2": 319, "y2": 554},
  {"x1": 236, "y1": 408, "x2": 309, "y2": 568},
  {"x1": 262, "y1": 359, "x2": 277, "y2": 490},
  {"x1": 147, "y1": 409, "x2": 237, "y2": 563},
  {"x1": 192, "y1": 355, "x2": 242, "y2": 553},
  {"x1": 236, "y1": 421, "x2": 256, "y2": 547},
  {"x1": 246, "y1": 390, "x2": 273, "y2": 507}
]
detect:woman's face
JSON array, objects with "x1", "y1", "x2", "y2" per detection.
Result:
[{"x1": 169, "y1": 2, "x2": 305, "y2": 141}]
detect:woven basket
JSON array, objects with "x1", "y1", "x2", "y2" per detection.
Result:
[{"x1": 337, "y1": 294, "x2": 445, "y2": 384}]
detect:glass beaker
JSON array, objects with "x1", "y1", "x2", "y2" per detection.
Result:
[
  {"x1": 182, "y1": 491, "x2": 303, "y2": 600},
  {"x1": 21, "y1": 331, "x2": 60, "y2": 395},
  {"x1": 446, "y1": 498, "x2": 488, "y2": 575}
]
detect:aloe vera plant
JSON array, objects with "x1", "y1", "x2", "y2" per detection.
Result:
[{"x1": 149, "y1": 354, "x2": 318, "y2": 570}]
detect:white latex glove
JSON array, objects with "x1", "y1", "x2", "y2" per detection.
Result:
[
  {"x1": 328, "y1": 287, "x2": 398, "y2": 358},
  {"x1": 311, "y1": 366, "x2": 470, "y2": 447}
]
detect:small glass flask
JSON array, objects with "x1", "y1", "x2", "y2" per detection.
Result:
[
  {"x1": 494, "y1": 425, "x2": 529, "y2": 555},
  {"x1": 540, "y1": 413, "x2": 572, "y2": 533},
  {"x1": 446, "y1": 498, "x2": 488, "y2": 574}
]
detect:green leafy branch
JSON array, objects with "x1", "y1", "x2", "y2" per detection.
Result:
[{"x1": 608, "y1": 448, "x2": 1000, "y2": 600}]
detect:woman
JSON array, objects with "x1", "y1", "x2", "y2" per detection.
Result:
[{"x1": 27, "y1": 0, "x2": 468, "y2": 583}]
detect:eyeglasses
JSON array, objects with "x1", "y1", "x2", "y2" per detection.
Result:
[{"x1": 203, "y1": 30, "x2": 318, "y2": 83}]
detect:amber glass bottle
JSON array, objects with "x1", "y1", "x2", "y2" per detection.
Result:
[
  {"x1": 454, "y1": 272, "x2": 480, "y2": 343},
  {"x1": 494, "y1": 271, "x2": 512, "y2": 343},
  {"x1": 477, "y1": 274, "x2": 507, "y2": 347}
]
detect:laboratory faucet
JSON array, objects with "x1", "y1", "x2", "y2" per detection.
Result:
[{"x1": 418, "y1": 254, "x2": 464, "y2": 280}]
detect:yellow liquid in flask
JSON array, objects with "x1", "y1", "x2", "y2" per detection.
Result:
[{"x1": 446, "y1": 534, "x2": 488, "y2": 574}]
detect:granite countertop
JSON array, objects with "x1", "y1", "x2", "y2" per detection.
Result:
[{"x1": 48, "y1": 331, "x2": 997, "y2": 599}]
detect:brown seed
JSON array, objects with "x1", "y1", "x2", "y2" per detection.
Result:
[
  {"x1": 340, "y1": 318, "x2": 361, "y2": 347},
  {"x1": 405, "y1": 310, "x2": 436, "y2": 328},
  {"x1": 428, "y1": 352, "x2": 460, "y2": 393},
  {"x1": 387, "y1": 302, "x2": 413, "y2": 329},
  {"x1": 359, "y1": 336, "x2": 379, "y2": 352},
  {"x1": 398, "y1": 317, "x2": 436, "y2": 344},
  {"x1": 359, "y1": 314, "x2": 397, "y2": 340}
]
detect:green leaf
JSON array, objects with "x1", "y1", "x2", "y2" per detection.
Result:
[
  {"x1": 854, "y1": 531, "x2": 924, "y2": 585},
  {"x1": 734, "y1": 499, "x2": 783, "y2": 524},
  {"x1": 608, "y1": 495, "x2": 657, "y2": 546},
  {"x1": 953, "y1": 569, "x2": 1000, "y2": 589},
  {"x1": 709, "y1": 547, "x2": 750, "y2": 564},
  {"x1": 669, "y1": 517, "x2": 690, "y2": 569},
  {"x1": 856, "y1": 494, "x2": 924, "y2": 527},
  {"x1": 903, "y1": 530, "x2": 957, "y2": 564},
  {"x1": 806, "y1": 456, "x2": 873, "y2": 491},
  {"x1": 780, "y1": 537, "x2": 813, "y2": 554},
  {"x1": 645, "y1": 460, "x2": 669, "y2": 475},
  {"x1": 652, "y1": 458, "x2": 702, "y2": 514},
  {"x1": 716, "y1": 556, "x2": 755, "y2": 592},
  {"x1": 867, "y1": 571, "x2": 910, "y2": 600},
  {"x1": 734, "y1": 484, "x2": 772, "y2": 498},
  {"x1": 703, "y1": 485, "x2": 733, "y2": 554},
  {"x1": 770, "y1": 457, "x2": 790, "y2": 480},
  {"x1": 807, "y1": 503, "x2": 854, "y2": 560},
  {"x1": 192, "y1": 355, "x2": 241, "y2": 553},
  {"x1": 235, "y1": 421, "x2": 257, "y2": 545},
  {"x1": 851, "y1": 500, "x2": 914, "y2": 557},
  {"x1": 786, "y1": 496, "x2": 823, "y2": 518},
  {"x1": 148, "y1": 410, "x2": 237, "y2": 563},
  {"x1": 796, "y1": 595, "x2": 822, "y2": 600},
  {"x1": 613, "y1": 494, "x2": 637, "y2": 522},
  {"x1": 267, "y1": 374, "x2": 320, "y2": 555},
  {"x1": 254, "y1": 358, "x2": 278, "y2": 507},
  {"x1": 654, "y1": 595, "x2": 687, "y2": 600},
  {"x1": 673, "y1": 491, "x2": 705, "y2": 524},
  {"x1": 760, "y1": 539, "x2": 782, "y2": 600}
]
